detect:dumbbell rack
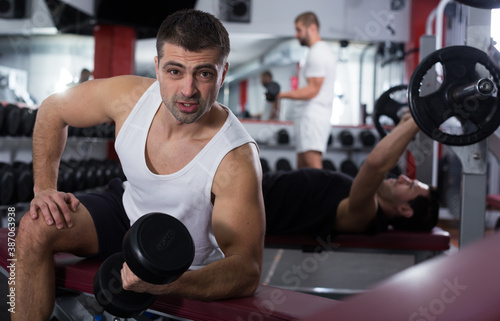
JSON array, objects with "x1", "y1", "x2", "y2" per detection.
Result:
[
  {"x1": 241, "y1": 120, "x2": 382, "y2": 177},
  {"x1": 0, "y1": 103, "x2": 115, "y2": 227}
]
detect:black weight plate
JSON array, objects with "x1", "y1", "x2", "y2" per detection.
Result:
[
  {"x1": 409, "y1": 46, "x2": 500, "y2": 146},
  {"x1": 123, "y1": 213, "x2": 195, "y2": 285},
  {"x1": 93, "y1": 252, "x2": 156, "y2": 318},
  {"x1": 373, "y1": 84, "x2": 409, "y2": 138}
]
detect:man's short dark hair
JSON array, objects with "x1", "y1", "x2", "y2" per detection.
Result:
[
  {"x1": 156, "y1": 9, "x2": 230, "y2": 63},
  {"x1": 261, "y1": 70, "x2": 272, "y2": 79},
  {"x1": 295, "y1": 12, "x2": 320, "y2": 29},
  {"x1": 390, "y1": 187, "x2": 440, "y2": 231}
]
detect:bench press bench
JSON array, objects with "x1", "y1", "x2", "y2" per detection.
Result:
[
  {"x1": 300, "y1": 231, "x2": 500, "y2": 321},
  {"x1": 264, "y1": 227, "x2": 451, "y2": 263},
  {"x1": 0, "y1": 226, "x2": 450, "y2": 319},
  {"x1": 487, "y1": 194, "x2": 500, "y2": 208},
  {"x1": 0, "y1": 228, "x2": 336, "y2": 320}
]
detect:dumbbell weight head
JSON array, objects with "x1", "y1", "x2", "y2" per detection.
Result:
[
  {"x1": 93, "y1": 213, "x2": 195, "y2": 318},
  {"x1": 275, "y1": 158, "x2": 292, "y2": 171},
  {"x1": 340, "y1": 159, "x2": 358, "y2": 178},
  {"x1": 12, "y1": 162, "x2": 34, "y2": 203},
  {"x1": 277, "y1": 129, "x2": 290, "y2": 145},
  {"x1": 0, "y1": 163, "x2": 14, "y2": 205},
  {"x1": 57, "y1": 165, "x2": 75, "y2": 192},
  {"x1": 20, "y1": 107, "x2": 37, "y2": 137},
  {"x1": 3, "y1": 104, "x2": 22, "y2": 136},
  {"x1": 359, "y1": 129, "x2": 376, "y2": 147},
  {"x1": 93, "y1": 252, "x2": 156, "y2": 318},
  {"x1": 338, "y1": 130, "x2": 354, "y2": 147},
  {"x1": 322, "y1": 159, "x2": 336, "y2": 171}
]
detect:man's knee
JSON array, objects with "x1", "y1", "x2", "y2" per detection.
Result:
[{"x1": 17, "y1": 213, "x2": 59, "y2": 254}]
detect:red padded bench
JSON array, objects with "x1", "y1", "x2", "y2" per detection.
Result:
[
  {"x1": 487, "y1": 194, "x2": 500, "y2": 208},
  {"x1": 0, "y1": 228, "x2": 335, "y2": 320},
  {"x1": 265, "y1": 227, "x2": 450, "y2": 263}
]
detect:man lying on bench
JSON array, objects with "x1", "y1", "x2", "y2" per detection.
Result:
[{"x1": 262, "y1": 112, "x2": 440, "y2": 240}]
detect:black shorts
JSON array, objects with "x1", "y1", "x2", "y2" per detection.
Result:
[{"x1": 76, "y1": 177, "x2": 130, "y2": 259}]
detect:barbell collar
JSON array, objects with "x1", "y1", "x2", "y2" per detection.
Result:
[{"x1": 451, "y1": 78, "x2": 495, "y2": 103}]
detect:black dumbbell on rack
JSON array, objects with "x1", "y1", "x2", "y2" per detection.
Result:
[
  {"x1": 0, "y1": 163, "x2": 14, "y2": 205},
  {"x1": 12, "y1": 162, "x2": 34, "y2": 203},
  {"x1": 1, "y1": 104, "x2": 22, "y2": 137}
]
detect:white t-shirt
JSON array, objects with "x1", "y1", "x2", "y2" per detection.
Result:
[{"x1": 295, "y1": 41, "x2": 336, "y2": 119}]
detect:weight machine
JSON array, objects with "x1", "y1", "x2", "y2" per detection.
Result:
[{"x1": 374, "y1": 1, "x2": 500, "y2": 248}]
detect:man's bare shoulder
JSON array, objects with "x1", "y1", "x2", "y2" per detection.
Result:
[
  {"x1": 106, "y1": 75, "x2": 156, "y2": 96},
  {"x1": 100, "y1": 76, "x2": 156, "y2": 117}
]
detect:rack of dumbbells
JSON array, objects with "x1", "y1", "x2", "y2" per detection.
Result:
[
  {"x1": 0, "y1": 102, "x2": 125, "y2": 227},
  {"x1": 241, "y1": 120, "x2": 381, "y2": 177}
]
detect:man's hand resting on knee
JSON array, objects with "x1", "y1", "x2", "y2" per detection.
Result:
[{"x1": 29, "y1": 188, "x2": 80, "y2": 229}]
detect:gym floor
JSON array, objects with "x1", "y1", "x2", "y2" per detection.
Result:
[{"x1": 0, "y1": 210, "x2": 498, "y2": 320}]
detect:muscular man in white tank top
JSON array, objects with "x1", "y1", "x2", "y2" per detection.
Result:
[{"x1": 13, "y1": 10, "x2": 265, "y2": 321}]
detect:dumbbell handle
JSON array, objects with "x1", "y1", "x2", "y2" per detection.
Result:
[{"x1": 451, "y1": 78, "x2": 495, "y2": 103}]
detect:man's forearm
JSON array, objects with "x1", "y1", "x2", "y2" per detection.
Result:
[
  {"x1": 155, "y1": 255, "x2": 261, "y2": 301},
  {"x1": 279, "y1": 85, "x2": 318, "y2": 101},
  {"x1": 366, "y1": 118, "x2": 420, "y2": 174},
  {"x1": 32, "y1": 101, "x2": 68, "y2": 193}
]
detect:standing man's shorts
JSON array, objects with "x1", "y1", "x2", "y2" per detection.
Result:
[{"x1": 295, "y1": 112, "x2": 332, "y2": 154}]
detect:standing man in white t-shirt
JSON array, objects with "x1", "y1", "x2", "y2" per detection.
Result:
[{"x1": 278, "y1": 12, "x2": 336, "y2": 169}]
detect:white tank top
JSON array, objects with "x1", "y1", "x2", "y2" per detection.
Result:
[{"x1": 115, "y1": 81, "x2": 256, "y2": 268}]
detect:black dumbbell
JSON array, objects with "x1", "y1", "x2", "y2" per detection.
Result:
[
  {"x1": 93, "y1": 161, "x2": 108, "y2": 187},
  {"x1": 277, "y1": 129, "x2": 290, "y2": 145},
  {"x1": 80, "y1": 161, "x2": 98, "y2": 190},
  {"x1": 93, "y1": 213, "x2": 195, "y2": 318},
  {"x1": 359, "y1": 129, "x2": 376, "y2": 147},
  {"x1": 58, "y1": 162, "x2": 76, "y2": 193},
  {"x1": 12, "y1": 162, "x2": 34, "y2": 203},
  {"x1": 66, "y1": 160, "x2": 87, "y2": 191},
  {"x1": 20, "y1": 107, "x2": 37, "y2": 137},
  {"x1": 340, "y1": 159, "x2": 358, "y2": 178},
  {"x1": 322, "y1": 159, "x2": 336, "y2": 171},
  {"x1": 260, "y1": 158, "x2": 270, "y2": 174},
  {"x1": 2, "y1": 104, "x2": 22, "y2": 136},
  {"x1": 0, "y1": 163, "x2": 14, "y2": 205},
  {"x1": 276, "y1": 158, "x2": 292, "y2": 171},
  {"x1": 338, "y1": 130, "x2": 354, "y2": 147}
]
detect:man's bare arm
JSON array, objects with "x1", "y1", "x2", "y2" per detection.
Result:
[
  {"x1": 31, "y1": 76, "x2": 154, "y2": 228},
  {"x1": 278, "y1": 77, "x2": 323, "y2": 101},
  {"x1": 335, "y1": 115, "x2": 420, "y2": 232},
  {"x1": 121, "y1": 143, "x2": 266, "y2": 300}
]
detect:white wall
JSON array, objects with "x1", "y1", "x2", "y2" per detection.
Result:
[{"x1": 196, "y1": 0, "x2": 410, "y2": 42}]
